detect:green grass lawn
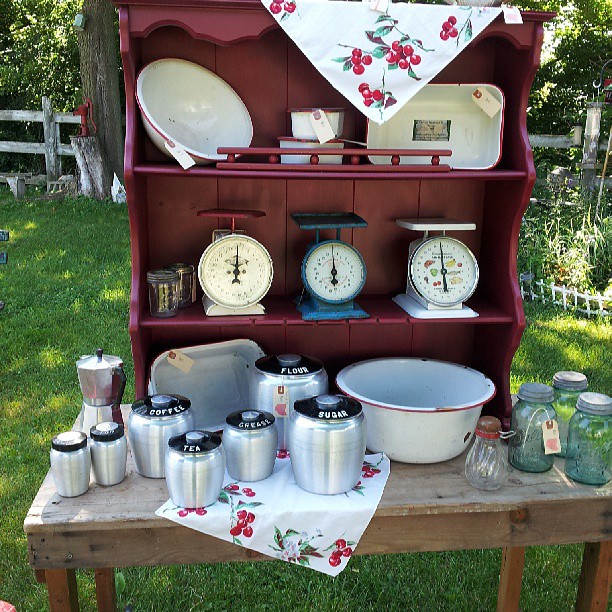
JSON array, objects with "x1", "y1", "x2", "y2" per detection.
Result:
[{"x1": 0, "y1": 188, "x2": 610, "y2": 611}]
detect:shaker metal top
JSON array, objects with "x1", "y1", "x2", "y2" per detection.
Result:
[
  {"x1": 255, "y1": 354, "x2": 324, "y2": 376},
  {"x1": 168, "y1": 430, "x2": 222, "y2": 454},
  {"x1": 577, "y1": 392, "x2": 612, "y2": 416},
  {"x1": 552, "y1": 371, "x2": 588, "y2": 391},
  {"x1": 294, "y1": 394, "x2": 362, "y2": 421},
  {"x1": 226, "y1": 409, "x2": 275, "y2": 430},
  {"x1": 517, "y1": 382, "x2": 554, "y2": 404},
  {"x1": 131, "y1": 394, "x2": 191, "y2": 418},
  {"x1": 90, "y1": 422, "x2": 125, "y2": 442},
  {"x1": 51, "y1": 431, "x2": 88, "y2": 452}
]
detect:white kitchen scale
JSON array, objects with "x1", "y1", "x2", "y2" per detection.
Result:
[
  {"x1": 197, "y1": 209, "x2": 273, "y2": 316},
  {"x1": 393, "y1": 218, "x2": 479, "y2": 319}
]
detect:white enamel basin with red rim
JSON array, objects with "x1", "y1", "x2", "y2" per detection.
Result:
[
  {"x1": 336, "y1": 358, "x2": 496, "y2": 463},
  {"x1": 136, "y1": 58, "x2": 253, "y2": 164}
]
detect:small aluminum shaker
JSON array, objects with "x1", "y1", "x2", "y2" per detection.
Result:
[
  {"x1": 223, "y1": 410, "x2": 277, "y2": 482},
  {"x1": 50, "y1": 431, "x2": 91, "y2": 497},
  {"x1": 90, "y1": 422, "x2": 127, "y2": 486}
]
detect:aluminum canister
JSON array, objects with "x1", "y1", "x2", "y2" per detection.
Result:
[
  {"x1": 165, "y1": 430, "x2": 225, "y2": 508},
  {"x1": 289, "y1": 394, "x2": 366, "y2": 495},
  {"x1": 223, "y1": 410, "x2": 277, "y2": 482},
  {"x1": 167, "y1": 263, "x2": 196, "y2": 308},
  {"x1": 251, "y1": 354, "x2": 328, "y2": 450},
  {"x1": 128, "y1": 394, "x2": 195, "y2": 478},
  {"x1": 50, "y1": 431, "x2": 91, "y2": 497},
  {"x1": 90, "y1": 422, "x2": 127, "y2": 486}
]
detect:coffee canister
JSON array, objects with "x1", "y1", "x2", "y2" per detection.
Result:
[
  {"x1": 165, "y1": 430, "x2": 225, "y2": 508},
  {"x1": 128, "y1": 394, "x2": 195, "y2": 478},
  {"x1": 223, "y1": 410, "x2": 277, "y2": 482},
  {"x1": 50, "y1": 431, "x2": 91, "y2": 497},
  {"x1": 251, "y1": 354, "x2": 328, "y2": 450},
  {"x1": 147, "y1": 269, "x2": 180, "y2": 318},
  {"x1": 289, "y1": 394, "x2": 366, "y2": 495},
  {"x1": 90, "y1": 422, "x2": 128, "y2": 486},
  {"x1": 167, "y1": 263, "x2": 196, "y2": 308}
]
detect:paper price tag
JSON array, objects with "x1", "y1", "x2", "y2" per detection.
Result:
[
  {"x1": 164, "y1": 140, "x2": 196, "y2": 170},
  {"x1": 167, "y1": 349, "x2": 195, "y2": 375},
  {"x1": 368, "y1": 0, "x2": 390, "y2": 13},
  {"x1": 542, "y1": 419, "x2": 561, "y2": 455},
  {"x1": 472, "y1": 88, "x2": 502, "y2": 118},
  {"x1": 502, "y1": 4, "x2": 523, "y2": 24},
  {"x1": 309, "y1": 110, "x2": 337, "y2": 144},
  {"x1": 273, "y1": 385, "x2": 290, "y2": 418}
]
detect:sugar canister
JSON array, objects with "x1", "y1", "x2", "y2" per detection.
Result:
[
  {"x1": 90, "y1": 422, "x2": 127, "y2": 486},
  {"x1": 552, "y1": 371, "x2": 588, "y2": 457},
  {"x1": 50, "y1": 431, "x2": 91, "y2": 497},
  {"x1": 167, "y1": 263, "x2": 195, "y2": 308},
  {"x1": 147, "y1": 269, "x2": 180, "y2": 318}
]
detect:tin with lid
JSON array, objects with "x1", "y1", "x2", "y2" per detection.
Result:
[
  {"x1": 552, "y1": 371, "x2": 588, "y2": 457},
  {"x1": 223, "y1": 410, "x2": 277, "y2": 482},
  {"x1": 165, "y1": 430, "x2": 225, "y2": 508},
  {"x1": 90, "y1": 422, "x2": 127, "y2": 486},
  {"x1": 50, "y1": 431, "x2": 91, "y2": 497},
  {"x1": 167, "y1": 263, "x2": 196, "y2": 308},
  {"x1": 288, "y1": 394, "x2": 366, "y2": 495},
  {"x1": 147, "y1": 269, "x2": 180, "y2": 318}
]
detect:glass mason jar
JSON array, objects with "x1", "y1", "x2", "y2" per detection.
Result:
[
  {"x1": 167, "y1": 263, "x2": 195, "y2": 309},
  {"x1": 508, "y1": 382, "x2": 556, "y2": 473},
  {"x1": 565, "y1": 392, "x2": 612, "y2": 486},
  {"x1": 465, "y1": 416, "x2": 508, "y2": 491},
  {"x1": 552, "y1": 371, "x2": 588, "y2": 457},
  {"x1": 147, "y1": 269, "x2": 180, "y2": 318}
]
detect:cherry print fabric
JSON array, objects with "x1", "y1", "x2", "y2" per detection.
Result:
[
  {"x1": 262, "y1": 1, "x2": 502, "y2": 124},
  {"x1": 156, "y1": 452, "x2": 390, "y2": 576}
]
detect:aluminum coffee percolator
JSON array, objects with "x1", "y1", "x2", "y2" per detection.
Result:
[{"x1": 76, "y1": 348, "x2": 127, "y2": 434}]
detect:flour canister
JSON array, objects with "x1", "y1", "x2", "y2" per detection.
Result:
[
  {"x1": 251, "y1": 354, "x2": 328, "y2": 450},
  {"x1": 50, "y1": 431, "x2": 91, "y2": 498}
]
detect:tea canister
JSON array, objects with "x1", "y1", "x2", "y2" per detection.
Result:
[
  {"x1": 89, "y1": 422, "x2": 127, "y2": 486},
  {"x1": 465, "y1": 416, "x2": 508, "y2": 491},
  {"x1": 167, "y1": 263, "x2": 196, "y2": 309},
  {"x1": 552, "y1": 371, "x2": 588, "y2": 457},
  {"x1": 165, "y1": 430, "x2": 225, "y2": 508},
  {"x1": 251, "y1": 354, "x2": 328, "y2": 451},
  {"x1": 508, "y1": 382, "x2": 556, "y2": 473},
  {"x1": 223, "y1": 410, "x2": 277, "y2": 482},
  {"x1": 128, "y1": 394, "x2": 195, "y2": 478},
  {"x1": 565, "y1": 392, "x2": 612, "y2": 486},
  {"x1": 289, "y1": 394, "x2": 366, "y2": 495},
  {"x1": 147, "y1": 269, "x2": 180, "y2": 318},
  {"x1": 50, "y1": 431, "x2": 91, "y2": 498}
]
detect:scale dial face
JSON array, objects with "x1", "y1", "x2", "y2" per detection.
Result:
[
  {"x1": 198, "y1": 234, "x2": 273, "y2": 309},
  {"x1": 302, "y1": 240, "x2": 366, "y2": 304},
  {"x1": 409, "y1": 236, "x2": 478, "y2": 307}
]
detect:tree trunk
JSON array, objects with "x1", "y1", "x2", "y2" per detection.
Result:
[{"x1": 76, "y1": 0, "x2": 124, "y2": 185}]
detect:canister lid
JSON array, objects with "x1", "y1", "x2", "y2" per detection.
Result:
[
  {"x1": 51, "y1": 431, "x2": 88, "y2": 452},
  {"x1": 168, "y1": 430, "x2": 222, "y2": 454},
  {"x1": 147, "y1": 269, "x2": 179, "y2": 283},
  {"x1": 294, "y1": 394, "x2": 362, "y2": 421},
  {"x1": 167, "y1": 263, "x2": 195, "y2": 274},
  {"x1": 90, "y1": 421, "x2": 125, "y2": 442},
  {"x1": 131, "y1": 394, "x2": 191, "y2": 419},
  {"x1": 475, "y1": 416, "x2": 501, "y2": 439},
  {"x1": 226, "y1": 409, "x2": 275, "y2": 431},
  {"x1": 576, "y1": 392, "x2": 612, "y2": 416},
  {"x1": 255, "y1": 354, "x2": 324, "y2": 376},
  {"x1": 552, "y1": 371, "x2": 588, "y2": 391},
  {"x1": 517, "y1": 382, "x2": 554, "y2": 404}
]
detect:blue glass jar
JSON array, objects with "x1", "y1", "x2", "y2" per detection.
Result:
[
  {"x1": 509, "y1": 383, "x2": 556, "y2": 473},
  {"x1": 552, "y1": 371, "x2": 588, "y2": 457},
  {"x1": 565, "y1": 392, "x2": 612, "y2": 486}
]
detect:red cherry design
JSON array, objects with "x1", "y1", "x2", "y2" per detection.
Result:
[
  {"x1": 358, "y1": 82, "x2": 369, "y2": 93},
  {"x1": 351, "y1": 56, "x2": 362, "y2": 67},
  {"x1": 363, "y1": 99, "x2": 373, "y2": 107},
  {"x1": 237, "y1": 509, "x2": 247, "y2": 520},
  {"x1": 448, "y1": 15, "x2": 457, "y2": 25},
  {"x1": 178, "y1": 509, "x2": 189, "y2": 517},
  {"x1": 270, "y1": 3, "x2": 282, "y2": 14},
  {"x1": 440, "y1": 31, "x2": 449, "y2": 41},
  {"x1": 442, "y1": 21, "x2": 451, "y2": 32},
  {"x1": 276, "y1": 449, "x2": 289, "y2": 459},
  {"x1": 342, "y1": 547, "x2": 353, "y2": 557},
  {"x1": 353, "y1": 64, "x2": 365, "y2": 76},
  {"x1": 371, "y1": 468, "x2": 381, "y2": 474},
  {"x1": 335, "y1": 538, "x2": 347, "y2": 549},
  {"x1": 362, "y1": 55, "x2": 372, "y2": 66},
  {"x1": 247, "y1": 512, "x2": 256, "y2": 524},
  {"x1": 411, "y1": 55, "x2": 421, "y2": 66},
  {"x1": 242, "y1": 488, "x2": 252, "y2": 493},
  {"x1": 372, "y1": 89, "x2": 383, "y2": 101},
  {"x1": 195, "y1": 508, "x2": 207, "y2": 516},
  {"x1": 243, "y1": 526, "x2": 253, "y2": 537},
  {"x1": 449, "y1": 28, "x2": 458, "y2": 38},
  {"x1": 363, "y1": 472, "x2": 373, "y2": 478},
  {"x1": 237, "y1": 519, "x2": 247, "y2": 529},
  {"x1": 227, "y1": 484, "x2": 239, "y2": 491},
  {"x1": 361, "y1": 88, "x2": 372, "y2": 99},
  {"x1": 403, "y1": 44, "x2": 414, "y2": 57},
  {"x1": 230, "y1": 525, "x2": 242, "y2": 536},
  {"x1": 356, "y1": 481, "x2": 362, "y2": 486},
  {"x1": 284, "y1": 2, "x2": 296, "y2": 12},
  {"x1": 398, "y1": 59, "x2": 409, "y2": 70},
  {"x1": 331, "y1": 549, "x2": 343, "y2": 559},
  {"x1": 245, "y1": 491, "x2": 256, "y2": 497},
  {"x1": 385, "y1": 51, "x2": 399, "y2": 64},
  {"x1": 329, "y1": 556, "x2": 341, "y2": 567},
  {"x1": 391, "y1": 40, "x2": 401, "y2": 51},
  {"x1": 352, "y1": 48, "x2": 362, "y2": 58}
]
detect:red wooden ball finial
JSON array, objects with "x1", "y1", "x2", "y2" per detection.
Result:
[
  {"x1": 310, "y1": 154, "x2": 319, "y2": 165},
  {"x1": 351, "y1": 155, "x2": 360, "y2": 165},
  {"x1": 432, "y1": 155, "x2": 440, "y2": 166},
  {"x1": 391, "y1": 155, "x2": 400, "y2": 166}
]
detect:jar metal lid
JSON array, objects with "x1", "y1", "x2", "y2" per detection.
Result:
[
  {"x1": 255, "y1": 354, "x2": 324, "y2": 376},
  {"x1": 517, "y1": 382, "x2": 554, "y2": 404},
  {"x1": 168, "y1": 430, "x2": 222, "y2": 454},
  {"x1": 167, "y1": 263, "x2": 195, "y2": 274},
  {"x1": 226, "y1": 409, "x2": 275, "y2": 431},
  {"x1": 576, "y1": 392, "x2": 612, "y2": 416},
  {"x1": 147, "y1": 269, "x2": 179, "y2": 283},
  {"x1": 552, "y1": 371, "x2": 588, "y2": 391},
  {"x1": 294, "y1": 394, "x2": 362, "y2": 421},
  {"x1": 90, "y1": 421, "x2": 125, "y2": 442},
  {"x1": 131, "y1": 394, "x2": 191, "y2": 419},
  {"x1": 52, "y1": 431, "x2": 88, "y2": 452},
  {"x1": 475, "y1": 416, "x2": 502, "y2": 439}
]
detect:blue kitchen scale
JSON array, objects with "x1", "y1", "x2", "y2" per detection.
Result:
[{"x1": 291, "y1": 213, "x2": 369, "y2": 321}]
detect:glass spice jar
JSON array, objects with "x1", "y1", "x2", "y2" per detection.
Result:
[
  {"x1": 552, "y1": 371, "x2": 588, "y2": 457},
  {"x1": 565, "y1": 392, "x2": 612, "y2": 486},
  {"x1": 508, "y1": 382, "x2": 556, "y2": 473},
  {"x1": 465, "y1": 416, "x2": 508, "y2": 491},
  {"x1": 167, "y1": 263, "x2": 195, "y2": 309},
  {"x1": 147, "y1": 269, "x2": 180, "y2": 318}
]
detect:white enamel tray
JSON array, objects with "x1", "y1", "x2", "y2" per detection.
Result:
[
  {"x1": 148, "y1": 340, "x2": 265, "y2": 431},
  {"x1": 367, "y1": 84, "x2": 504, "y2": 170},
  {"x1": 136, "y1": 58, "x2": 253, "y2": 164}
]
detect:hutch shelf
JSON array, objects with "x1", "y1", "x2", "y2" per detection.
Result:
[{"x1": 117, "y1": 0, "x2": 554, "y2": 426}]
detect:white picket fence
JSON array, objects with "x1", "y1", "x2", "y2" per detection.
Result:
[{"x1": 520, "y1": 275, "x2": 611, "y2": 317}]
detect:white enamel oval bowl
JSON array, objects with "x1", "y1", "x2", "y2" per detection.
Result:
[
  {"x1": 336, "y1": 358, "x2": 496, "y2": 463},
  {"x1": 136, "y1": 59, "x2": 253, "y2": 164}
]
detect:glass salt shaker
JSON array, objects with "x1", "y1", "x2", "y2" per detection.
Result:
[
  {"x1": 508, "y1": 382, "x2": 556, "y2": 473},
  {"x1": 552, "y1": 371, "x2": 588, "y2": 457},
  {"x1": 465, "y1": 416, "x2": 508, "y2": 491},
  {"x1": 147, "y1": 269, "x2": 180, "y2": 318},
  {"x1": 565, "y1": 392, "x2": 612, "y2": 486}
]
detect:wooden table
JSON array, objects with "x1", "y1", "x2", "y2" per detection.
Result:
[{"x1": 25, "y1": 408, "x2": 611, "y2": 611}]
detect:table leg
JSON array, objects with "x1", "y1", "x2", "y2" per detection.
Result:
[
  {"x1": 576, "y1": 541, "x2": 612, "y2": 612},
  {"x1": 497, "y1": 546, "x2": 526, "y2": 612},
  {"x1": 45, "y1": 569, "x2": 79, "y2": 612},
  {"x1": 94, "y1": 568, "x2": 117, "y2": 612}
]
